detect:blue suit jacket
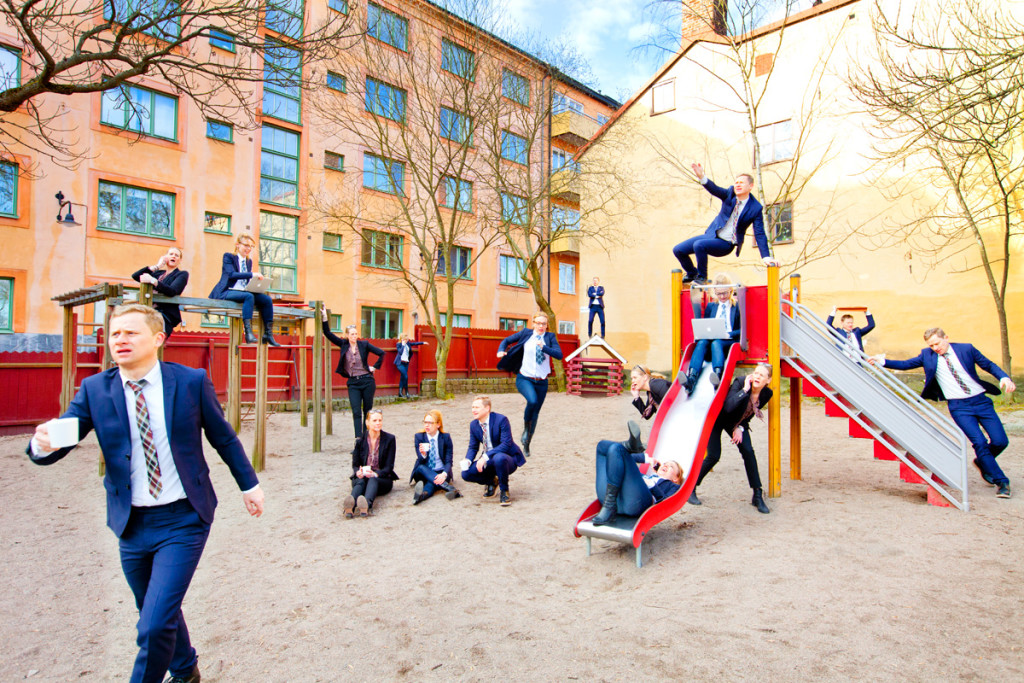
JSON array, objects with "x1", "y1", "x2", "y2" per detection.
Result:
[
  {"x1": 703, "y1": 301, "x2": 741, "y2": 342},
  {"x1": 411, "y1": 431, "x2": 454, "y2": 483},
  {"x1": 701, "y1": 179, "x2": 771, "y2": 259},
  {"x1": 884, "y1": 343, "x2": 1008, "y2": 402},
  {"x1": 826, "y1": 314, "x2": 875, "y2": 352},
  {"x1": 394, "y1": 340, "x2": 427, "y2": 367},
  {"x1": 587, "y1": 285, "x2": 605, "y2": 309},
  {"x1": 209, "y1": 253, "x2": 255, "y2": 299},
  {"x1": 496, "y1": 328, "x2": 563, "y2": 374},
  {"x1": 465, "y1": 412, "x2": 525, "y2": 466},
  {"x1": 27, "y1": 362, "x2": 258, "y2": 537}
]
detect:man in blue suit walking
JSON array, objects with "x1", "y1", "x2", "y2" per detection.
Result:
[
  {"x1": 872, "y1": 327, "x2": 1016, "y2": 499},
  {"x1": 461, "y1": 395, "x2": 525, "y2": 506},
  {"x1": 673, "y1": 162, "x2": 778, "y2": 284},
  {"x1": 29, "y1": 304, "x2": 265, "y2": 683}
]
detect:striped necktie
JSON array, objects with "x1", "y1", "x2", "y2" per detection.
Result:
[
  {"x1": 942, "y1": 352, "x2": 972, "y2": 394},
  {"x1": 126, "y1": 380, "x2": 162, "y2": 497}
]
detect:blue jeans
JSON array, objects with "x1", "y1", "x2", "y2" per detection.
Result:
[
  {"x1": 461, "y1": 453, "x2": 518, "y2": 492},
  {"x1": 948, "y1": 394, "x2": 1010, "y2": 485},
  {"x1": 516, "y1": 374, "x2": 549, "y2": 424},
  {"x1": 118, "y1": 499, "x2": 211, "y2": 683},
  {"x1": 594, "y1": 440, "x2": 654, "y2": 517},
  {"x1": 412, "y1": 462, "x2": 446, "y2": 497},
  {"x1": 588, "y1": 306, "x2": 605, "y2": 337},
  {"x1": 217, "y1": 290, "x2": 274, "y2": 323},
  {"x1": 396, "y1": 363, "x2": 410, "y2": 394},
  {"x1": 688, "y1": 339, "x2": 734, "y2": 376},
  {"x1": 672, "y1": 235, "x2": 734, "y2": 278}
]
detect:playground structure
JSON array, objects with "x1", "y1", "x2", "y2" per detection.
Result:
[
  {"x1": 564, "y1": 337, "x2": 627, "y2": 397},
  {"x1": 576, "y1": 266, "x2": 970, "y2": 567}
]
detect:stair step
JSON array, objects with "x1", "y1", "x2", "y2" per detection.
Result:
[
  {"x1": 873, "y1": 440, "x2": 899, "y2": 461},
  {"x1": 824, "y1": 398, "x2": 848, "y2": 418},
  {"x1": 900, "y1": 456, "x2": 927, "y2": 485},
  {"x1": 803, "y1": 381, "x2": 826, "y2": 398},
  {"x1": 849, "y1": 419, "x2": 874, "y2": 439}
]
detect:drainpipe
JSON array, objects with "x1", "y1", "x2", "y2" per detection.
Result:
[{"x1": 545, "y1": 71, "x2": 553, "y2": 306}]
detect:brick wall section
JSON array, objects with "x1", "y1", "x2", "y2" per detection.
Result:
[{"x1": 681, "y1": 0, "x2": 727, "y2": 39}]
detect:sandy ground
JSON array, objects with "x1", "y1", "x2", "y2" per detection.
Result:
[{"x1": 2, "y1": 392, "x2": 1023, "y2": 682}]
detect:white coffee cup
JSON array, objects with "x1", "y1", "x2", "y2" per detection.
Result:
[
  {"x1": 48, "y1": 417, "x2": 80, "y2": 449},
  {"x1": 460, "y1": 459, "x2": 471, "y2": 472}
]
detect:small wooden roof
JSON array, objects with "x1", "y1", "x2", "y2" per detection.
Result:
[{"x1": 565, "y1": 336, "x2": 628, "y2": 364}]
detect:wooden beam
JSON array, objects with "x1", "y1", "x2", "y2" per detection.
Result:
[
  {"x1": 298, "y1": 317, "x2": 307, "y2": 428},
  {"x1": 228, "y1": 317, "x2": 242, "y2": 432},
  {"x1": 767, "y1": 265, "x2": 781, "y2": 498},
  {"x1": 789, "y1": 274, "x2": 802, "y2": 480},
  {"x1": 312, "y1": 301, "x2": 323, "y2": 453},
  {"x1": 252, "y1": 339, "x2": 268, "y2": 472}
]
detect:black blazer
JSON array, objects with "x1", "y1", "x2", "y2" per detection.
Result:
[
  {"x1": 209, "y1": 253, "x2": 255, "y2": 299},
  {"x1": 322, "y1": 321, "x2": 385, "y2": 379},
  {"x1": 350, "y1": 430, "x2": 398, "y2": 482},
  {"x1": 496, "y1": 328, "x2": 564, "y2": 374},
  {"x1": 131, "y1": 267, "x2": 189, "y2": 328},
  {"x1": 716, "y1": 377, "x2": 773, "y2": 433},
  {"x1": 633, "y1": 377, "x2": 670, "y2": 420},
  {"x1": 410, "y1": 431, "x2": 454, "y2": 483}
]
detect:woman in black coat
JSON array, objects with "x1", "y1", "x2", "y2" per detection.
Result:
[
  {"x1": 131, "y1": 246, "x2": 189, "y2": 338},
  {"x1": 320, "y1": 309, "x2": 384, "y2": 439},
  {"x1": 343, "y1": 409, "x2": 398, "y2": 517},
  {"x1": 693, "y1": 362, "x2": 774, "y2": 514}
]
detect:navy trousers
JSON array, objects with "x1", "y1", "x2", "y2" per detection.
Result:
[
  {"x1": 948, "y1": 394, "x2": 1010, "y2": 485},
  {"x1": 350, "y1": 476, "x2": 393, "y2": 508},
  {"x1": 594, "y1": 440, "x2": 654, "y2": 516},
  {"x1": 461, "y1": 453, "x2": 518, "y2": 492},
  {"x1": 396, "y1": 362, "x2": 410, "y2": 395},
  {"x1": 411, "y1": 463, "x2": 446, "y2": 497},
  {"x1": 217, "y1": 290, "x2": 274, "y2": 323},
  {"x1": 672, "y1": 235, "x2": 733, "y2": 278},
  {"x1": 588, "y1": 306, "x2": 605, "y2": 337},
  {"x1": 346, "y1": 374, "x2": 376, "y2": 438},
  {"x1": 118, "y1": 499, "x2": 210, "y2": 683},
  {"x1": 516, "y1": 374, "x2": 549, "y2": 424},
  {"x1": 689, "y1": 339, "x2": 734, "y2": 377}
]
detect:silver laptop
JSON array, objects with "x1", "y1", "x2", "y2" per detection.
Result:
[
  {"x1": 692, "y1": 317, "x2": 731, "y2": 340},
  {"x1": 245, "y1": 276, "x2": 271, "y2": 294}
]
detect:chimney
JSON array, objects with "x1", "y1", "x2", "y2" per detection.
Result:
[{"x1": 681, "y1": 0, "x2": 728, "y2": 41}]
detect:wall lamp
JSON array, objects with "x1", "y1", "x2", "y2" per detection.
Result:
[{"x1": 55, "y1": 190, "x2": 87, "y2": 226}]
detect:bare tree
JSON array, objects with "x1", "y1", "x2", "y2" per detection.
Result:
[
  {"x1": 849, "y1": 1, "x2": 1024, "y2": 371},
  {"x1": 0, "y1": 0, "x2": 355, "y2": 166}
]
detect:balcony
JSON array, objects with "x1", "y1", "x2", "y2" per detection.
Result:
[
  {"x1": 550, "y1": 167, "x2": 580, "y2": 202},
  {"x1": 550, "y1": 232, "x2": 580, "y2": 255},
  {"x1": 551, "y1": 110, "x2": 599, "y2": 146}
]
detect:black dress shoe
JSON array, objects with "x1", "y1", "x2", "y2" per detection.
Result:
[
  {"x1": 752, "y1": 488, "x2": 770, "y2": 514},
  {"x1": 500, "y1": 491, "x2": 512, "y2": 506},
  {"x1": 682, "y1": 272, "x2": 697, "y2": 283},
  {"x1": 688, "y1": 490, "x2": 702, "y2": 506},
  {"x1": 164, "y1": 665, "x2": 201, "y2": 683},
  {"x1": 483, "y1": 477, "x2": 498, "y2": 498},
  {"x1": 694, "y1": 277, "x2": 710, "y2": 286},
  {"x1": 996, "y1": 483, "x2": 1012, "y2": 499},
  {"x1": 973, "y1": 459, "x2": 996, "y2": 486}
]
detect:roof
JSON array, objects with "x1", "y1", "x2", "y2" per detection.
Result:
[{"x1": 565, "y1": 336, "x2": 628, "y2": 364}]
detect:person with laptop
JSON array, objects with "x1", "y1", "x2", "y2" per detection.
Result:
[
  {"x1": 683, "y1": 274, "x2": 740, "y2": 396},
  {"x1": 208, "y1": 233, "x2": 280, "y2": 346}
]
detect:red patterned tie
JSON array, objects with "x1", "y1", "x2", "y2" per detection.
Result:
[{"x1": 126, "y1": 380, "x2": 163, "y2": 497}]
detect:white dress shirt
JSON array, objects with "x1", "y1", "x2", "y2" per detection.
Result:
[
  {"x1": 717, "y1": 302, "x2": 733, "y2": 334},
  {"x1": 230, "y1": 254, "x2": 248, "y2": 291},
  {"x1": 121, "y1": 363, "x2": 187, "y2": 507},
  {"x1": 520, "y1": 334, "x2": 551, "y2": 379},
  {"x1": 717, "y1": 197, "x2": 746, "y2": 244},
  {"x1": 934, "y1": 350, "x2": 984, "y2": 400}
]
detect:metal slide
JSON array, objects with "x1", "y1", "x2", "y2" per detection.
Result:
[
  {"x1": 574, "y1": 343, "x2": 746, "y2": 567},
  {"x1": 781, "y1": 301, "x2": 969, "y2": 510}
]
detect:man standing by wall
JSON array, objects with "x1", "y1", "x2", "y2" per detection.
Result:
[{"x1": 587, "y1": 276, "x2": 605, "y2": 338}]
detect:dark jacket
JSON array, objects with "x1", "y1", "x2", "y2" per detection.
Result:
[
  {"x1": 826, "y1": 313, "x2": 875, "y2": 353},
  {"x1": 350, "y1": 430, "x2": 399, "y2": 482},
  {"x1": 633, "y1": 377, "x2": 671, "y2": 420},
  {"x1": 394, "y1": 340, "x2": 427, "y2": 367},
  {"x1": 410, "y1": 431, "x2": 454, "y2": 484},
  {"x1": 496, "y1": 328, "x2": 564, "y2": 375},
  {"x1": 703, "y1": 301, "x2": 741, "y2": 342},
  {"x1": 465, "y1": 412, "x2": 525, "y2": 466},
  {"x1": 132, "y1": 267, "x2": 189, "y2": 329},
  {"x1": 587, "y1": 285, "x2": 605, "y2": 309},
  {"x1": 700, "y1": 178, "x2": 771, "y2": 259},
  {"x1": 717, "y1": 377, "x2": 773, "y2": 433},
  {"x1": 884, "y1": 343, "x2": 1007, "y2": 402},
  {"x1": 650, "y1": 477, "x2": 681, "y2": 503},
  {"x1": 209, "y1": 253, "x2": 255, "y2": 299},
  {"x1": 322, "y1": 321, "x2": 385, "y2": 379}
]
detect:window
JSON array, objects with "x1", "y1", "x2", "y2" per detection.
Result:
[
  {"x1": 441, "y1": 176, "x2": 472, "y2": 212},
  {"x1": 441, "y1": 39, "x2": 475, "y2": 80},
  {"x1": 500, "y1": 193, "x2": 527, "y2": 225},
  {"x1": 327, "y1": 71, "x2": 347, "y2": 92},
  {"x1": 440, "y1": 312, "x2": 471, "y2": 328},
  {"x1": 552, "y1": 206, "x2": 580, "y2": 231},
  {"x1": 204, "y1": 212, "x2": 231, "y2": 234},
  {"x1": 0, "y1": 277, "x2": 12, "y2": 332},
  {"x1": 0, "y1": 160, "x2": 17, "y2": 218},
  {"x1": 101, "y1": 84, "x2": 178, "y2": 141},
  {"x1": 651, "y1": 79, "x2": 675, "y2": 114},
  {"x1": 498, "y1": 254, "x2": 527, "y2": 287},
  {"x1": 558, "y1": 320, "x2": 575, "y2": 335},
  {"x1": 551, "y1": 149, "x2": 579, "y2": 173},
  {"x1": 361, "y1": 230, "x2": 403, "y2": 269},
  {"x1": 259, "y1": 211, "x2": 299, "y2": 293},
  {"x1": 596, "y1": 114, "x2": 609, "y2": 126},
  {"x1": 201, "y1": 312, "x2": 230, "y2": 328},
  {"x1": 440, "y1": 106, "x2": 471, "y2": 144},
  {"x1": 266, "y1": 0, "x2": 304, "y2": 39},
  {"x1": 756, "y1": 120, "x2": 794, "y2": 163},
  {"x1": 325, "y1": 151, "x2": 344, "y2": 171},
  {"x1": 368, "y1": 3, "x2": 408, "y2": 51},
  {"x1": 1, "y1": 45, "x2": 20, "y2": 90},
  {"x1": 206, "y1": 119, "x2": 233, "y2": 142},
  {"x1": 363, "y1": 153, "x2": 404, "y2": 195},
  {"x1": 323, "y1": 232, "x2": 343, "y2": 252},
  {"x1": 502, "y1": 69, "x2": 529, "y2": 105},
  {"x1": 552, "y1": 91, "x2": 583, "y2": 115},
  {"x1": 260, "y1": 124, "x2": 300, "y2": 207},
  {"x1": 766, "y1": 201, "x2": 793, "y2": 243},
  {"x1": 361, "y1": 306, "x2": 402, "y2": 339},
  {"x1": 501, "y1": 131, "x2": 527, "y2": 164},
  {"x1": 329, "y1": 313, "x2": 343, "y2": 331},
  {"x1": 208, "y1": 29, "x2": 235, "y2": 52},
  {"x1": 328, "y1": 0, "x2": 348, "y2": 12},
  {"x1": 105, "y1": 0, "x2": 181, "y2": 39},
  {"x1": 437, "y1": 245, "x2": 471, "y2": 279},
  {"x1": 97, "y1": 181, "x2": 175, "y2": 238},
  {"x1": 263, "y1": 40, "x2": 301, "y2": 124},
  {"x1": 558, "y1": 262, "x2": 576, "y2": 294},
  {"x1": 499, "y1": 317, "x2": 527, "y2": 331},
  {"x1": 365, "y1": 77, "x2": 406, "y2": 122}
]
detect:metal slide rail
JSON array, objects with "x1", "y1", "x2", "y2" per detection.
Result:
[{"x1": 781, "y1": 301, "x2": 969, "y2": 510}]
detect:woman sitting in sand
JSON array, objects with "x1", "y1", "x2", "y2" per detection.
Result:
[
  {"x1": 590, "y1": 439, "x2": 684, "y2": 526},
  {"x1": 343, "y1": 409, "x2": 398, "y2": 518},
  {"x1": 410, "y1": 409, "x2": 460, "y2": 504}
]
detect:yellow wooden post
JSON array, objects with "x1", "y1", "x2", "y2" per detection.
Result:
[
  {"x1": 789, "y1": 274, "x2": 802, "y2": 480},
  {"x1": 325, "y1": 341, "x2": 334, "y2": 436},
  {"x1": 138, "y1": 281, "x2": 153, "y2": 306},
  {"x1": 298, "y1": 317, "x2": 308, "y2": 428},
  {"x1": 100, "y1": 286, "x2": 117, "y2": 371},
  {"x1": 252, "y1": 338, "x2": 268, "y2": 472},
  {"x1": 228, "y1": 317, "x2": 242, "y2": 432},
  {"x1": 671, "y1": 269, "x2": 683, "y2": 372},
  {"x1": 312, "y1": 301, "x2": 323, "y2": 453},
  {"x1": 60, "y1": 305, "x2": 75, "y2": 413},
  {"x1": 767, "y1": 265, "x2": 782, "y2": 498}
]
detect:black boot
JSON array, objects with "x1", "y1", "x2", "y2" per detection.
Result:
[
  {"x1": 242, "y1": 319, "x2": 258, "y2": 344},
  {"x1": 752, "y1": 488, "x2": 770, "y2": 514},
  {"x1": 688, "y1": 489, "x2": 702, "y2": 505},
  {"x1": 262, "y1": 320, "x2": 282, "y2": 347},
  {"x1": 522, "y1": 420, "x2": 536, "y2": 457},
  {"x1": 683, "y1": 371, "x2": 698, "y2": 396},
  {"x1": 621, "y1": 420, "x2": 645, "y2": 453},
  {"x1": 710, "y1": 368, "x2": 723, "y2": 389},
  {"x1": 592, "y1": 484, "x2": 620, "y2": 526},
  {"x1": 441, "y1": 481, "x2": 462, "y2": 500}
]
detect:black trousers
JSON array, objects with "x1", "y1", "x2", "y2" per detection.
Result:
[
  {"x1": 351, "y1": 477, "x2": 393, "y2": 509},
  {"x1": 697, "y1": 423, "x2": 763, "y2": 490},
  {"x1": 346, "y1": 374, "x2": 376, "y2": 438}
]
